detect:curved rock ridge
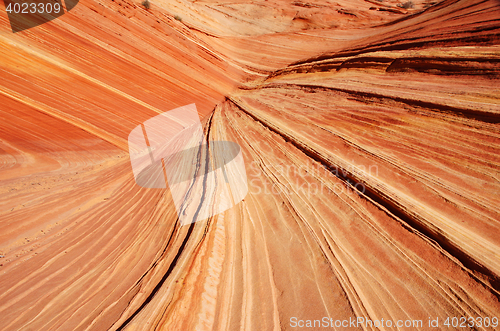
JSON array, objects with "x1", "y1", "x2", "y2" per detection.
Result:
[
  {"x1": 0, "y1": 0, "x2": 499, "y2": 330},
  {"x1": 153, "y1": 0, "x2": 426, "y2": 36}
]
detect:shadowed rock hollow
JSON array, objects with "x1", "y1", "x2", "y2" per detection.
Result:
[{"x1": 0, "y1": 0, "x2": 499, "y2": 330}]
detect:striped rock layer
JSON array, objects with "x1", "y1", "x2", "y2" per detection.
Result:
[{"x1": 0, "y1": 0, "x2": 499, "y2": 330}]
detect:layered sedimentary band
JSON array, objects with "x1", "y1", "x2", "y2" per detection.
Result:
[{"x1": 0, "y1": 0, "x2": 499, "y2": 330}]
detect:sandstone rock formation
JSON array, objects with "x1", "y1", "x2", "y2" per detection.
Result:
[{"x1": 0, "y1": 0, "x2": 499, "y2": 330}]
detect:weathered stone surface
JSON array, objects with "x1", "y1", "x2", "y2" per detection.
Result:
[{"x1": 0, "y1": 0, "x2": 499, "y2": 330}]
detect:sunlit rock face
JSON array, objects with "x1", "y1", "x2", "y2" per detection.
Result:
[{"x1": 0, "y1": 0, "x2": 499, "y2": 330}]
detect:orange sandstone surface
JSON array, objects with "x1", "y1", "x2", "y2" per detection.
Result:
[{"x1": 0, "y1": 0, "x2": 499, "y2": 330}]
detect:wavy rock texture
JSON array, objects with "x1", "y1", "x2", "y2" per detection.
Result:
[{"x1": 0, "y1": 0, "x2": 499, "y2": 330}]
